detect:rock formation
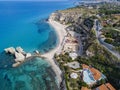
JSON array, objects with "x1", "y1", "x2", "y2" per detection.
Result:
[
  {"x1": 16, "y1": 46, "x2": 25, "y2": 54},
  {"x1": 12, "y1": 62, "x2": 21, "y2": 67},
  {"x1": 35, "y1": 50, "x2": 39, "y2": 54},
  {"x1": 4, "y1": 47, "x2": 16, "y2": 54},
  {"x1": 14, "y1": 52, "x2": 25, "y2": 62},
  {"x1": 4, "y1": 46, "x2": 33, "y2": 67},
  {"x1": 26, "y1": 53, "x2": 32, "y2": 58},
  {"x1": 49, "y1": 11, "x2": 82, "y2": 25}
]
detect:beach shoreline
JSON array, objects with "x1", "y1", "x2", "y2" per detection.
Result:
[
  {"x1": 3, "y1": 18, "x2": 68, "y2": 88},
  {"x1": 41, "y1": 19, "x2": 67, "y2": 87}
]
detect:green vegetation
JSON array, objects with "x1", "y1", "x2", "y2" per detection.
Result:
[
  {"x1": 99, "y1": 3, "x2": 120, "y2": 15},
  {"x1": 99, "y1": 9, "x2": 120, "y2": 15},
  {"x1": 98, "y1": 3, "x2": 120, "y2": 53},
  {"x1": 113, "y1": 20, "x2": 120, "y2": 27},
  {"x1": 104, "y1": 38, "x2": 113, "y2": 44},
  {"x1": 54, "y1": 41, "x2": 120, "y2": 89},
  {"x1": 55, "y1": 53, "x2": 83, "y2": 90},
  {"x1": 60, "y1": 6, "x2": 97, "y2": 16},
  {"x1": 84, "y1": 18, "x2": 94, "y2": 30},
  {"x1": 58, "y1": 53, "x2": 73, "y2": 63},
  {"x1": 98, "y1": 3, "x2": 120, "y2": 30},
  {"x1": 76, "y1": 42, "x2": 120, "y2": 89},
  {"x1": 102, "y1": 28, "x2": 120, "y2": 48},
  {"x1": 115, "y1": 46, "x2": 120, "y2": 53},
  {"x1": 77, "y1": 80, "x2": 88, "y2": 88}
]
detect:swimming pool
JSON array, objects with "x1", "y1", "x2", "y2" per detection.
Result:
[{"x1": 83, "y1": 69, "x2": 95, "y2": 85}]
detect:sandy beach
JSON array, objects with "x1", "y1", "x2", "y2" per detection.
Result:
[
  {"x1": 42, "y1": 19, "x2": 67, "y2": 58},
  {"x1": 41, "y1": 19, "x2": 67, "y2": 86}
]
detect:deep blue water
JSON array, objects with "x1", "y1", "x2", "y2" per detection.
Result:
[
  {"x1": 0, "y1": 1, "x2": 73, "y2": 52},
  {"x1": 0, "y1": 1, "x2": 73, "y2": 90}
]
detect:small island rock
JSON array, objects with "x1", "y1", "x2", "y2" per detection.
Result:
[
  {"x1": 14, "y1": 52, "x2": 25, "y2": 62},
  {"x1": 26, "y1": 53, "x2": 32, "y2": 58},
  {"x1": 16, "y1": 47, "x2": 25, "y2": 53},
  {"x1": 4, "y1": 47, "x2": 16, "y2": 54},
  {"x1": 12, "y1": 62, "x2": 21, "y2": 67},
  {"x1": 35, "y1": 50, "x2": 39, "y2": 54}
]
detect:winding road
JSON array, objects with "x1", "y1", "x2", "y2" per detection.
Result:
[{"x1": 94, "y1": 19, "x2": 120, "y2": 59}]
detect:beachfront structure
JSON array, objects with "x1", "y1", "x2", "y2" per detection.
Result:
[
  {"x1": 69, "y1": 52, "x2": 78, "y2": 60},
  {"x1": 95, "y1": 83, "x2": 116, "y2": 90},
  {"x1": 63, "y1": 36, "x2": 79, "y2": 52},
  {"x1": 82, "y1": 64, "x2": 106, "y2": 86},
  {"x1": 62, "y1": 35, "x2": 80, "y2": 53}
]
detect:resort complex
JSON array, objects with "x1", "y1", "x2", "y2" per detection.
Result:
[{"x1": 82, "y1": 64, "x2": 106, "y2": 86}]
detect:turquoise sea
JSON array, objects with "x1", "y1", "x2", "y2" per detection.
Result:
[{"x1": 0, "y1": 1, "x2": 73, "y2": 90}]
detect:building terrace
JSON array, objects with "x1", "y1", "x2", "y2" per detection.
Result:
[{"x1": 62, "y1": 31, "x2": 81, "y2": 55}]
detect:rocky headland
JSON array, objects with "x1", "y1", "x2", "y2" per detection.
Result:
[{"x1": 4, "y1": 47, "x2": 32, "y2": 67}]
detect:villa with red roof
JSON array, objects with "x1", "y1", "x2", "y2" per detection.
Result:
[
  {"x1": 81, "y1": 83, "x2": 116, "y2": 90},
  {"x1": 95, "y1": 83, "x2": 116, "y2": 90}
]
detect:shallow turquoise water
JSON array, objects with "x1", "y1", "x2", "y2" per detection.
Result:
[
  {"x1": 0, "y1": 1, "x2": 74, "y2": 90},
  {"x1": 0, "y1": 57, "x2": 59, "y2": 90}
]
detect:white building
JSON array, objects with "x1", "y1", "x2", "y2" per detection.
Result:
[{"x1": 70, "y1": 73, "x2": 78, "y2": 79}]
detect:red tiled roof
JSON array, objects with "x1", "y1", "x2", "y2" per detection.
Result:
[
  {"x1": 82, "y1": 64, "x2": 89, "y2": 69},
  {"x1": 82, "y1": 64, "x2": 101, "y2": 80},
  {"x1": 81, "y1": 87, "x2": 89, "y2": 90},
  {"x1": 97, "y1": 83, "x2": 116, "y2": 90},
  {"x1": 98, "y1": 84, "x2": 109, "y2": 90},
  {"x1": 105, "y1": 83, "x2": 116, "y2": 90},
  {"x1": 90, "y1": 67, "x2": 101, "y2": 80}
]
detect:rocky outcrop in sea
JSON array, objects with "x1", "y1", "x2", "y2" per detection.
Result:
[{"x1": 4, "y1": 47, "x2": 32, "y2": 67}]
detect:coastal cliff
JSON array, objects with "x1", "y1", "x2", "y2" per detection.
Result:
[{"x1": 49, "y1": 8, "x2": 95, "y2": 54}]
